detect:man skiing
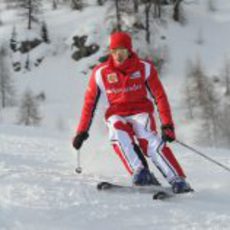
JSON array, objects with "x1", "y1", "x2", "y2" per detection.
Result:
[{"x1": 72, "y1": 31, "x2": 192, "y2": 193}]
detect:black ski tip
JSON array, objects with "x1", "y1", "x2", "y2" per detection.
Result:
[
  {"x1": 97, "y1": 182, "x2": 112, "y2": 190},
  {"x1": 153, "y1": 191, "x2": 170, "y2": 200}
]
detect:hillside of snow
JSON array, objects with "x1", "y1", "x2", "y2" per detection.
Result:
[
  {"x1": 1, "y1": 125, "x2": 230, "y2": 230},
  {"x1": 0, "y1": 0, "x2": 230, "y2": 229}
]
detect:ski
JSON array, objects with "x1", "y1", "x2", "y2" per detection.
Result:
[{"x1": 97, "y1": 181, "x2": 175, "y2": 200}]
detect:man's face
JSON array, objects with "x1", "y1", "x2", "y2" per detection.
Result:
[{"x1": 110, "y1": 48, "x2": 129, "y2": 65}]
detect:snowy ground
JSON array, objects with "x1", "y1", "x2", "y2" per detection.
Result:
[
  {"x1": 0, "y1": 125, "x2": 230, "y2": 230},
  {"x1": 1, "y1": 0, "x2": 230, "y2": 229}
]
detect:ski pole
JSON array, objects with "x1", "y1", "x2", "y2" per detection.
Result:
[
  {"x1": 175, "y1": 139, "x2": 230, "y2": 173},
  {"x1": 75, "y1": 150, "x2": 82, "y2": 174}
]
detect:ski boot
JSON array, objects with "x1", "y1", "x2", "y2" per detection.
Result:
[
  {"x1": 133, "y1": 168, "x2": 161, "y2": 186},
  {"x1": 171, "y1": 177, "x2": 193, "y2": 194}
]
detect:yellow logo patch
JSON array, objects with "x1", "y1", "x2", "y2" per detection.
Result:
[{"x1": 107, "y1": 73, "x2": 118, "y2": 83}]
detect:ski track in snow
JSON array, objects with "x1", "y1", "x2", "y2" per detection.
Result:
[{"x1": 0, "y1": 130, "x2": 230, "y2": 230}]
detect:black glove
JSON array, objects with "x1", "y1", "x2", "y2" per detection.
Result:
[
  {"x1": 161, "y1": 124, "x2": 175, "y2": 143},
  {"x1": 72, "y1": 132, "x2": 89, "y2": 150}
]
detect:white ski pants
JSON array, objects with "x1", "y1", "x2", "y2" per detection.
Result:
[{"x1": 106, "y1": 113, "x2": 185, "y2": 183}]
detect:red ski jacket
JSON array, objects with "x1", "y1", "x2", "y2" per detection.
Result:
[{"x1": 77, "y1": 52, "x2": 173, "y2": 133}]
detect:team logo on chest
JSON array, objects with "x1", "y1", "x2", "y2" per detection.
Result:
[
  {"x1": 107, "y1": 73, "x2": 119, "y2": 83},
  {"x1": 130, "y1": 71, "x2": 141, "y2": 79}
]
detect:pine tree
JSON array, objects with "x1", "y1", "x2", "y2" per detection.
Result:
[
  {"x1": 115, "y1": 0, "x2": 121, "y2": 31},
  {"x1": 0, "y1": 9, "x2": 3, "y2": 26},
  {"x1": 153, "y1": 0, "x2": 162, "y2": 18},
  {"x1": 17, "y1": 89, "x2": 42, "y2": 126},
  {"x1": 145, "y1": 1, "x2": 152, "y2": 44},
  {"x1": 0, "y1": 46, "x2": 15, "y2": 108},
  {"x1": 207, "y1": 0, "x2": 217, "y2": 12},
  {"x1": 71, "y1": 0, "x2": 83, "y2": 10},
  {"x1": 97, "y1": 0, "x2": 106, "y2": 6},
  {"x1": 218, "y1": 104, "x2": 230, "y2": 147},
  {"x1": 184, "y1": 60, "x2": 196, "y2": 119},
  {"x1": 52, "y1": 0, "x2": 58, "y2": 10},
  {"x1": 184, "y1": 57, "x2": 219, "y2": 146},
  {"x1": 10, "y1": 26, "x2": 18, "y2": 52},
  {"x1": 133, "y1": 0, "x2": 139, "y2": 13},
  {"x1": 18, "y1": 0, "x2": 42, "y2": 30},
  {"x1": 223, "y1": 57, "x2": 230, "y2": 95},
  {"x1": 41, "y1": 21, "x2": 50, "y2": 43},
  {"x1": 172, "y1": 0, "x2": 185, "y2": 24},
  {"x1": 25, "y1": 53, "x2": 31, "y2": 71}
]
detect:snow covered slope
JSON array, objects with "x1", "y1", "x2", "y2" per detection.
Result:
[
  {"x1": 1, "y1": 0, "x2": 230, "y2": 229},
  {"x1": 0, "y1": 125, "x2": 230, "y2": 230}
]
